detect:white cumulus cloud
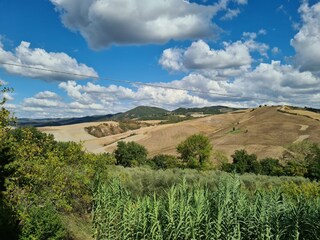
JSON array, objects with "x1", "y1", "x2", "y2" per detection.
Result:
[
  {"x1": 34, "y1": 91, "x2": 60, "y2": 99},
  {"x1": 291, "y1": 2, "x2": 320, "y2": 73},
  {"x1": 0, "y1": 41, "x2": 98, "y2": 81},
  {"x1": 50, "y1": 0, "x2": 248, "y2": 49},
  {"x1": 159, "y1": 40, "x2": 252, "y2": 72}
]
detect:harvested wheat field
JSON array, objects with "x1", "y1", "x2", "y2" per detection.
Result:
[{"x1": 39, "y1": 106, "x2": 320, "y2": 160}]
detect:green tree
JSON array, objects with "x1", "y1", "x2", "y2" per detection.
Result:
[
  {"x1": 151, "y1": 154, "x2": 181, "y2": 169},
  {"x1": 305, "y1": 143, "x2": 320, "y2": 180},
  {"x1": 260, "y1": 157, "x2": 284, "y2": 176},
  {"x1": 0, "y1": 83, "x2": 14, "y2": 130},
  {"x1": 0, "y1": 83, "x2": 16, "y2": 190},
  {"x1": 114, "y1": 141, "x2": 148, "y2": 167},
  {"x1": 231, "y1": 149, "x2": 261, "y2": 174},
  {"x1": 0, "y1": 84, "x2": 19, "y2": 238},
  {"x1": 176, "y1": 134, "x2": 212, "y2": 168}
]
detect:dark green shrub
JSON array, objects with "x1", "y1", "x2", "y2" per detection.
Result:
[
  {"x1": 260, "y1": 157, "x2": 284, "y2": 176},
  {"x1": 284, "y1": 161, "x2": 307, "y2": 177},
  {"x1": 231, "y1": 149, "x2": 261, "y2": 174},
  {"x1": 151, "y1": 154, "x2": 182, "y2": 169},
  {"x1": 114, "y1": 141, "x2": 148, "y2": 167},
  {"x1": 20, "y1": 204, "x2": 68, "y2": 240}
]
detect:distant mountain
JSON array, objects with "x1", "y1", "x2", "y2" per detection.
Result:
[
  {"x1": 173, "y1": 106, "x2": 242, "y2": 115},
  {"x1": 18, "y1": 114, "x2": 115, "y2": 127},
  {"x1": 112, "y1": 106, "x2": 170, "y2": 120}
]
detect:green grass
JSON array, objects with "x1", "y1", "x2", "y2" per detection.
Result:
[
  {"x1": 61, "y1": 214, "x2": 94, "y2": 240},
  {"x1": 227, "y1": 128, "x2": 243, "y2": 134}
]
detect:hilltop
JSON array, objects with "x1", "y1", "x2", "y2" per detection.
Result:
[{"x1": 111, "y1": 106, "x2": 169, "y2": 120}]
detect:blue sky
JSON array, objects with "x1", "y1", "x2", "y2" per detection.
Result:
[{"x1": 0, "y1": 0, "x2": 320, "y2": 118}]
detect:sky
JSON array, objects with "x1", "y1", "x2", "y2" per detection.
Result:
[{"x1": 0, "y1": 0, "x2": 320, "y2": 118}]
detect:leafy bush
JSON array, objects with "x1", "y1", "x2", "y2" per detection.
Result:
[
  {"x1": 150, "y1": 154, "x2": 182, "y2": 169},
  {"x1": 260, "y1": 157, "x2": 284, "y2": 176},
  {"x1": 114, "y1": 141, "x2": 148, "y2": 167},
  {"x1": 230, "y1": 149, "x2": 261, "y2": 174},
  {"x1": 20, "y1": 204, "x2": 68, "y2": 240}
]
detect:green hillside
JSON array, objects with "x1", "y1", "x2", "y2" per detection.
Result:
[{"x1": 112, "y1": 106, "x2": 170, "y2": 120}]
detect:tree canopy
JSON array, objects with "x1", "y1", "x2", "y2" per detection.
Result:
[
  {"x1": 114, "y1": 141, "x2": 148, "y2": 167},
  {"x1": 177, "y1": 134, "x2": 212, "y2": 168}
]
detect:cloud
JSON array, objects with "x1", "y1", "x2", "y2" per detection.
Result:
[
  {"x1": 188, "y1": 39, "x2": 247, "y2": 70},
  {"x1": 34, "y1": 91, "x2": 60, "y2": 99},
  {"x1": 58, "y1": 80, "x2": 208, "y2": 109},
  {"x1": 50, "y1": 0, "x2": 248, "y2": 49},
  {"x1": 0, "y1": 41, "x2": 98, "y2": 81},
  {"x1": 3, "y1": 92, "x2": 14, "y2": 101},
  {"x1": 291, "y1": 2, "x2": 320, "y2": 73},
  {"x1": 221, "y1": 8, "x2": 240, "y2": 20},
  {"x1": 0, "y1": 79, "x2": 8, "y2": 86},
  {"x1": 23, "y1": 97, "x2": 63, "y2": 108},
  {"x1": 242, "y1": 31, "x2": 269, "y2": 58},
  {"x1": 15, "y1": 58, "x2": 320, "y2": 118},
  {"x1": 159, "y1": 40, "x2": 253, "y2": 72},
  {"x1": 159, "y1": 48, "x2": 186, "y2": 72},
  {"x1": 234, "y1": 0, "x2": 247, "y2": 4},
  {"x1": 233, "y1": 61, "x2": 320, "y2": 98},
  {"x1": 272, "y1": 47, "x2": 280, "y2": 55},
  {"x1": 159, "y1": 59, "x2": 320, "y2": 106},
  {"x1": 258, "y1": 29, "x2": 267, "y2": 35}
]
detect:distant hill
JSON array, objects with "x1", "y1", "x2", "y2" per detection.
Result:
[
  {"x1": 18, "y1": 105, "x2": 242, "y2": 127},
  {"x1": 18, "y1": 114, "x2": 114, "y2": 127},
  {"x1": 112, "y1": 106, "x2": 170, "y2": 120},
  {"x1": 173, "y1": 106, "x2": 242, "y2": 115}
]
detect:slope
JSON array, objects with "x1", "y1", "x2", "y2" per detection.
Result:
[
  {"x1": 111, "y1": 106, "x2": 169, "y2": 120},
  {"x1": 39, "y1": 106, "x2": 320, "y2": 160}
]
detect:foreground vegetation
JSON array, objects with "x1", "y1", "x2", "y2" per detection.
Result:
[
  {"x1": 1, "y1": 84, "x2": 320, "y2": 239},
  {"x1": 93, "y1": 175, "x2": 320, "y2": 240}
]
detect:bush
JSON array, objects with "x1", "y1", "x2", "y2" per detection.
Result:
[
  {"x1": 114, "y1": 141, "x2": 148, "y2": 167},
  {"x1": 260, "y1": 157, "x2": 284, "y2": 176},
  {"x1": 231, "y1": 149, "x2": 261, "y2": 174},
  {"x1": 20, "y1": 204, "x2": 68, "y2": 240},
  {"x1": 150, "y1": 154, "x2": 182, "y2": 169}
]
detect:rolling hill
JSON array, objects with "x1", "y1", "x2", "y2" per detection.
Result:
[
  {"x1": 18, "y1": 114, "x2": 115, "y2": 127},
  {"x1": 111, "y1": 106, "x2": 170, "y2": 120},
  {"x1": 19, "y1": 105, "x2": 240, "y2": 127},
  {"x1": 39, "y1": 106, "x2": 320, "y2": 161}
]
